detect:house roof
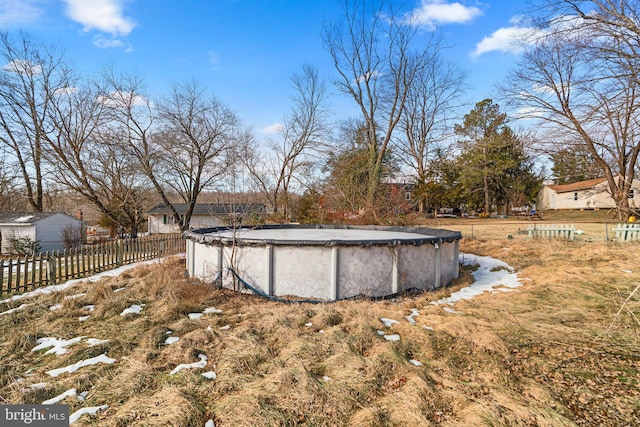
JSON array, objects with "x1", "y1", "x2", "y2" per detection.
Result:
[
  {"x1": 146, "y1": 203, "x2": 266, "y2": 216},
  {"x1": 548, "y1": 177, "x2": 608, "y2": 193},
  {"x1": 0, "y1": 212, "x2": 81, "y2": 225}
]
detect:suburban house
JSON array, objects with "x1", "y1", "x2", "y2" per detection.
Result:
[
  {"x1": 537, "y1": 176, "x2": 640, "y2": 210},
  {"x1": 0, "y1": 212, "x2": 85, "y2": 254},
  {"x1": 147, "y1": 203, "x2": 266, "y2": 234}
]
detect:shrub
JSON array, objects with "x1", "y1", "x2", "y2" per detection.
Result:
[{"x1": 7, "y1": 235, "x2": 42, "y2": 256}]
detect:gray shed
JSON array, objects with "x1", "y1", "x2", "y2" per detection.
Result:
[{"x1": 0, "y1": 212, "x2": 84, "y2": 254}]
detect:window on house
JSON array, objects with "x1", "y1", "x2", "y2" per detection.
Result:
[
  {"x1": 630, "y1": 189, "x2": 635, "y2": 199},
  {"x1": 404, "y1": 191, "x2": 411, "y2": 201},
  {"x1": 163, "y1": 215, "x2": 167, "y2": 224},
  {"x1": 573, "y1": 192, "x2": 578, "y2": 201}
]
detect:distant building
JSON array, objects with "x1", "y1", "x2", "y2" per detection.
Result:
[
  {"x1": 146, "y1": 203, "x2": 266, "y2": 234},
  {"x1": 537, "y1": 176, "x2": 640, "y2": 210},
  {"x1": 0, "y1": 212, "x2": 84, "y2": 254}
]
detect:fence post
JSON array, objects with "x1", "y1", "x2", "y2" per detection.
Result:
[
  {"x1": 116, "y1": 239, "x2": 123, "y2": 266},
  {"x1": 47, "y1": 252, "x2": 57, "y2": 286}
]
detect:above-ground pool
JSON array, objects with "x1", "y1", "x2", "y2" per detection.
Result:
[{"x1": 184, "y1": 224, "x2": 462, "y2": 301}]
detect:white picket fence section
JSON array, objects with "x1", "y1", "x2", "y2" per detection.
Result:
[
  {"x1": 527, "y1": 224, "x2": 576, "y2": 240},
  {"x1": 612, "y1": 223, "x2": 640, "y2": 242}
]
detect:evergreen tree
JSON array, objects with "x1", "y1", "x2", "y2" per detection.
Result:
[
  {"x1": 454, "y1": 99, "x2": 541, "y2": 214},
  {"x1": 550, "y1": 145, "x2": 601, "y2": 185}
]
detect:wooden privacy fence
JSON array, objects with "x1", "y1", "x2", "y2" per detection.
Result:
[
  {"x1": 0, "y1": 234, "x2": 185, "y2": 296},
  {"x1": 612, "y1": 223, "x2": 640, "y2": 242},
  {"x1": 527, "y1": 224, "x2": 577, "y2": 240}
]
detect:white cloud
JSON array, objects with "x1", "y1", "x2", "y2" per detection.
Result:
[
  {"x1": 408, "y1": 0, "x2": 482, "y2": 28},
  {"x1": 64, "y1": 0, "x2": 135, "y2": 36},
  {"x1": 2, "y1": 59, "x2": 42, "y2": 75},
  {"x1": 93, "y1": 35, "x2": 133, "y2": 52},
  {"x1": 0, "y1": 0, "x2": 44, "y2": 26},
  {"x1": 262, "y1": 123, "x2": 284, "y2": 134},
  {"x1": 97, "y1": 90, "x2": 147, "y2": 108},
  {"x1": 471, "y1": 25, "x2": 539, "y2": 57}
]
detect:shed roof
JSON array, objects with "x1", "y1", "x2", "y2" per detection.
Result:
[
  {"x1": 0, "y1": 212, "x2": 54, "y2": 225},
  {"x1": 548, "y1": 177, "x2": 608, "y2": 193},
  {"x1": 147, "y1": 203, "x2": 266, "y2": 216}
]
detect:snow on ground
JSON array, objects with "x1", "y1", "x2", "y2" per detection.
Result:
[
  {"x1": 170, "y1": 354, "x2": 208, "y2": 375},
  {"x1": 46, "y1": 354, "x2": 116, "y2": 378},
  {"x1": 432, "y1": 252, "x2": 522, "y2": 307},
  {"x1": 120, "y1": 304, "x2": 144, "y2": 316}
]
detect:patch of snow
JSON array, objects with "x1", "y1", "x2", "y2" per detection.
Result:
[
  {"x1": 43, "y1": 388, "x2": 76, "y2": 404},
  {"x1": 622, "y1": 269, "x2": 633, "y2": 274},
  {"x1": 170, "y1": 354, "x2": 207, "y2": 375},
  {"x1": 27, "y1": 382, "x2": 48, "y2": 391},
  {"x1": 383, "y1": 334, "x2": 400, "y2": 341},
  {"x1": 376, "y1": 330, "x2": 385, "y2": 336},
  {"x1": 165, "y1": 330, "x2": 172, "y2": 335},
  {"x1": 423, "y1": 325, "x2": 434, "y2": 331},
  {"x1": 46, "y1": 354, "x2": 116, "y2": 378},
  {"x1": 14, "y1": 215, "x2": 34, "y2": 223},
  {"x1": 409, "y1": 359, "x2": 422, "y2": 367},
  {"x1": 120, "y1": 304, "x2": 144, "y2": 316},
  {"x1": 322, "y1": 376, "x2": 331, "y2": 381},
  {"x1": 78, "y1": 315, "x2": 90, "y2": 322},
  {"x1": 202, "y1": 371, "x2": 217, "y2": 380},
  {"x1": 304, "y1": 322, "x2": 313, "y2": 327},
  {"x1": 0, "y1": 303, "x2": 29, "y2": 315},
  {"x1": 188, "y1": 313, "x2": 203, "y2": 320},
  {"x1": 113, "y1": 287, "x2": 126, "y2": 293},
  {"x1": 380, "y1": 317, "x2": 400, "y2": 328},
  {"x1": 318, "y1": 330, "x2": 324, "y2": 334},
  {"x1": 49, "y1": 304, "x2": 62, "y2": 311},
  {"x1": 82, "y1": 305, "x2": 95, "y2": 311},
  {"x1": 220, "y1": 324, "x2": 231, "y2": 330},
  {"x1": 66, "y1": 293, "x2": 87, "y2": 300},
  {"x1": 69, "y1": 405, "x2": 109, "y2": 424},
  {"x1": 432, "y1": 253, "x2": 522, "y2": 306},
  {"x1": 164, "y1": 336, "x2": 179, "y2": 345},
  {"x1": 205, "y1": 420, "x2": 215, "y2": 427},
  {"x1": 78, "y1": 391, "x2": 89, "y2": 401},
  {"x1": 203, "y1": 307, "x2": 222, "y2": 314},
  {"x1": 32, "y1": 337, "x2": 85, "y2": 356},
  {"x1": 443, "y1": 307, "x2": 460, "y2": 314}
]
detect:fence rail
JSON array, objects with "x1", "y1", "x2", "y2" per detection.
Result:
[{"x1": 0, "y1": 234, "x2": 185, "y2": 296}]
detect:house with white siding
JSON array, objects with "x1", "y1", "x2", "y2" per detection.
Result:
[
  {"x1": 147, "y1": 203, "x2": 266, "y2": 234},
  {"x1": 0, "y1": 212, "x2": 85, "y2": 254},
  {"x1": 537, "y1": 177, "x2": 640, "y2": 211}
]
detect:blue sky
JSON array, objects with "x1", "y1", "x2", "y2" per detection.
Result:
[{"x1": 0, "y1": 0, "x2": 534, "y2": 136}]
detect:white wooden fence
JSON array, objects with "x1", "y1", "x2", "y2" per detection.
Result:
[
  {"x1": 612, "y1": 223, "x2": 640, "y2": 242},
  {"x1": 527, "y1": 224, "x2": 576, "y2": 240}
]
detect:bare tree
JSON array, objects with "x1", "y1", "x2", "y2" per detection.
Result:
[
  {"x1": 504, "y1": 1, "x2": 640, "y2": 219},
  {"x1": 396, "y1": 45, "x2": 467, "y2": 212},
  {"x1": 322, "y1": 0, "x2": 431, "y2": 216},
  {"x1": 242, "y1": 64, "x2": 328, "y2": 221},
  {"x1": 100, "y1": 72, "x2": 240, "y2": 232},
  {"x1": 0, "y1": 32, "x2": 69, "y2": 211},
  {"x1": 155, "y1": 80, "x2": 240, "y2": 230},
  {"x1": 42, "y1": 73, "x2": 148, "y2": 237}
]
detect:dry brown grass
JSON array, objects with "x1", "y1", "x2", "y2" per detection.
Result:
[{"x1": 0, "y1": 239, "x2": 639, "y2": 426}]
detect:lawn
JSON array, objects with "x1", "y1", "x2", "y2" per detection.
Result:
[{"x1": 0, "y1": 232, "x2": 638, "y2": 426}]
